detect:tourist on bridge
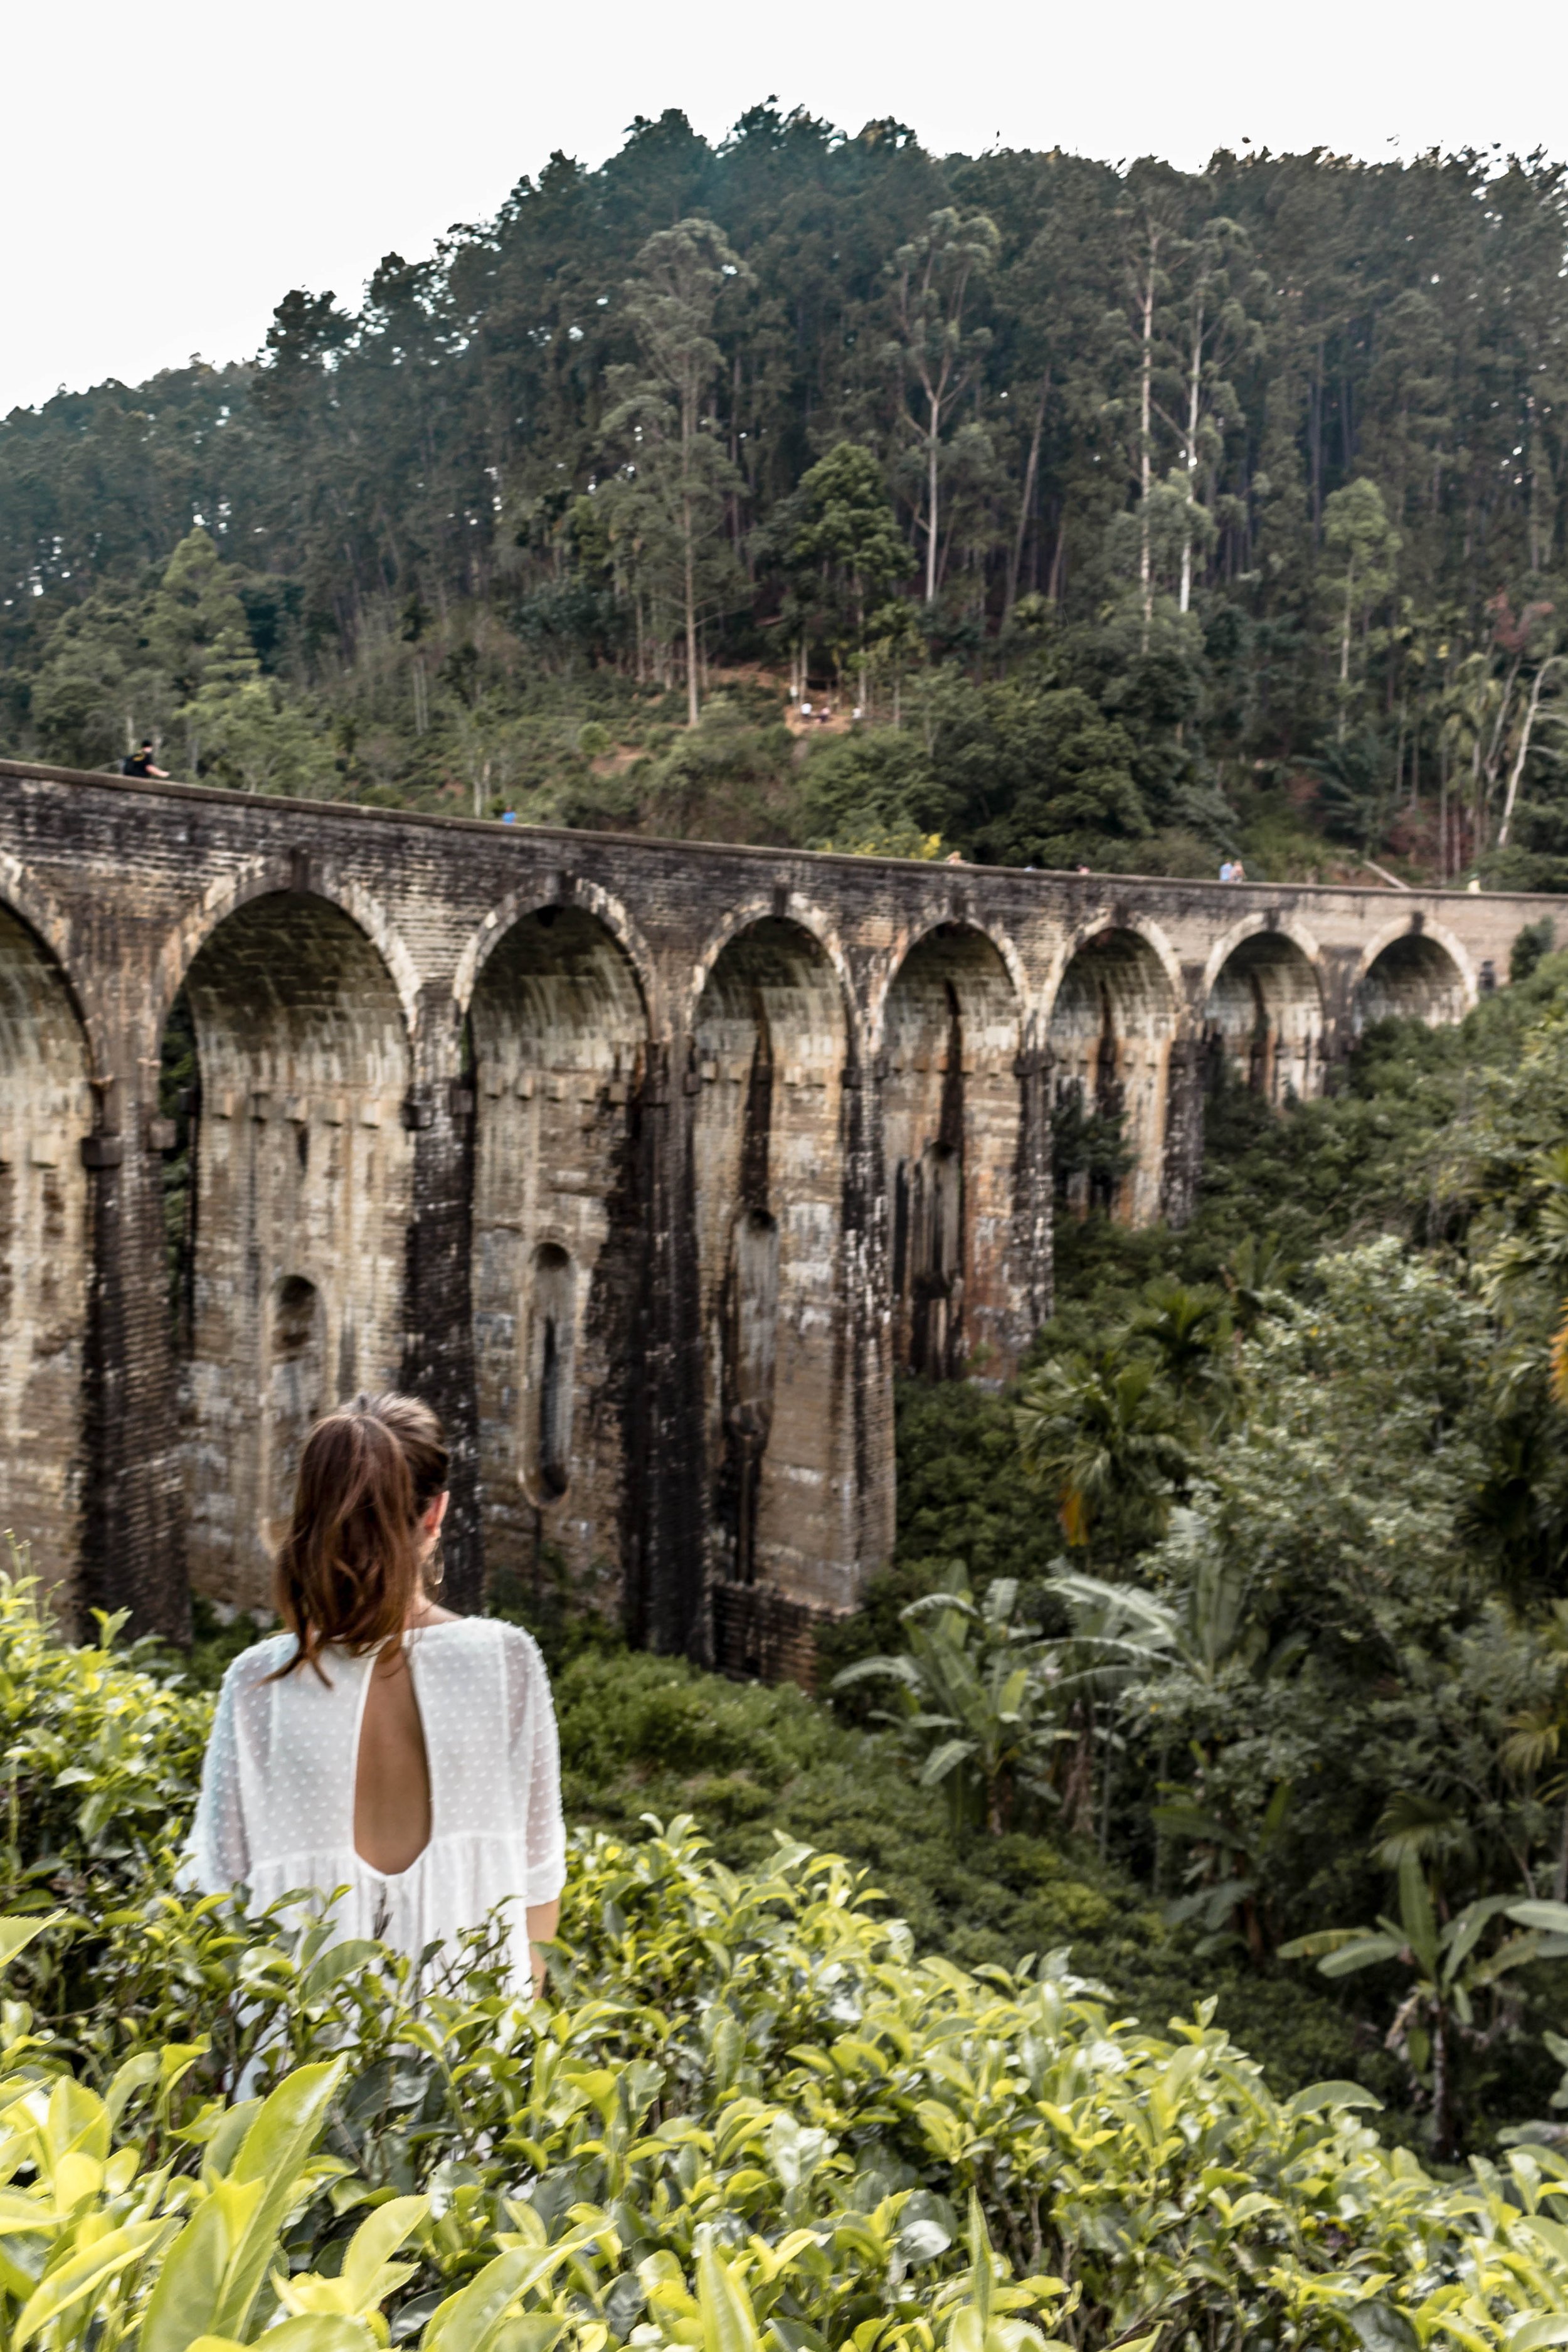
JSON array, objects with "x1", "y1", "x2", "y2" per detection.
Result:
[{"x1": 122, "y1": 739, "x2": 169, "y2": 779}]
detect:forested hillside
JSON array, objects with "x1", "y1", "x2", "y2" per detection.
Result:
[{"x1": 4, "y1": 110, "x2": 1568, "y2": 879}]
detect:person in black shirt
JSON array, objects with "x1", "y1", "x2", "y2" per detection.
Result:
[{"x1": 122, "y1": 739, "x2": 169, "y2": 779}]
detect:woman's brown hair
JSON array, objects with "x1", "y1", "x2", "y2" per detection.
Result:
[{"x1": 272, "y1": 1392, "x2": 451, "y2": 1677}]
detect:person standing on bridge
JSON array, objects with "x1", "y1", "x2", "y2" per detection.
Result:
[{"x1": 184, "y1": 1391, "x2": 566, "y2": 1998}]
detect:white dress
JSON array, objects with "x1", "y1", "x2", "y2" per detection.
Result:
[{"x1": 184, "y1": 1618, "x2": 566, "y2": 1989}]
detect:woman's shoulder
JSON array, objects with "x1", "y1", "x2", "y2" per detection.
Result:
[
  {"x1": 424, "y1": 1613, "x2": 550, "y2": 1685},
  {"x1": 424, "y1": 1613, "x2": 546, "y2": 1661},
  {"x1": 221, "y1": 1631, "x2": 301, "y2": 1694}
]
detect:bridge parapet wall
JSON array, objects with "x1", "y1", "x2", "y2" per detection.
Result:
[{"x1": 0, "y1": 760, "x2": 1550, "y2": 1656}]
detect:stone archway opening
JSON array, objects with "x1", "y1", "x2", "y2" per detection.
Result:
[
  {"x1": 469, "y1": 905, "x2": 648, "y2": 1619},
  {"x1": 169, "y1": 889, "x2": 413, "y2": 1609},
  {"x1": 881, "y1": 923, "x2": 1023, "y2": 1381},
  {"x1": 1358, "y1": 931, "x2": 1468, "y2": 1028},
  {"x1": 692, "y1": 916, "x2": 852, "y2": 1611},
  {"x1": 1204, "y1": 930, "x2": 1325, "y2": 1106},
  {"x1": 1047, "y1": 928, "x2": 1178, "y2": 1226},
  {"x1": 0, "y1": 902, "x2": 93, "y2": 1614}
]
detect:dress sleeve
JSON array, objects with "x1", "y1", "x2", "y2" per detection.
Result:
[
  {"x1": 502, "y1": 1628, "x2": 566, "y2": 1907},
  {"x1": 181, "y1": 1661, "x2": 252, "y2": 1894}
]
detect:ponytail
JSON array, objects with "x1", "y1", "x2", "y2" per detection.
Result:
[{"x1": 271, "y1": 1392, "x2": 447, "y2": 1677}]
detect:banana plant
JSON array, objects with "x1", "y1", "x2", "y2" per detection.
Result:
[
  {"x1": 830, "y1": 1570, "x2": 1057, "y2": 1834},
  {"x1": 1034, "y1": 1570, "x2": 1176, "y2": 1850},
  {"x1": 1281, "y1": 1851, "x2": 1568, "y2": 2156}
]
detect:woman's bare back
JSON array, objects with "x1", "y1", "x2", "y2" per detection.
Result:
[{"x1": 352, "y1": 1604, "x2": 458, "y2": 1875}]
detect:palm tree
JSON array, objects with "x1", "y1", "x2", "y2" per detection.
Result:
[{"x1": 1016, "y1": 1348, "x2": 1194, "y2": 1560}]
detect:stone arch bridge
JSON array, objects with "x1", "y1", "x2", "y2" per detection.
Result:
[{"x1": 0, "y1": 758, "x2": 1551, "y2": 1669}]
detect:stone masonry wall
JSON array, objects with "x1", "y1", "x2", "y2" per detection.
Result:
[{"x1": 0, "y1": 759, "x2": 1555, "y2": 1658}]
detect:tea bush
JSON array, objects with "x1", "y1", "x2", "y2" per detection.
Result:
[
  {"x1": 14, "y1": 1572, "x2": 1568, "y2": 2352},
  {"x1": 13, "y1": 1823, "x2": 1568, "y2": 2352},
  {"x1": 1, "y1": 1572, "x2": 1382, "y2": 2119}
]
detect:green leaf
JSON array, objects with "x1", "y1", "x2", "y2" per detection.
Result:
[
  {"x1": 1347, "y1": 2302, "x2": 1419, "y2": 2352},
  {"x1": 918, "y1": 1739, "x2": 976, "y2": 1788},
  {"x1": 1396, "y1": 1853, "x2": 1439, "y2": 1979},
  {"x1": 492, "y1": 2323, "x2": 566, "y2": 2352},
  {"x1": 1517, "y1": 2215, "x2": 1568, "y2": 2265},
  {"x1": 299, "y1": 1941, "x2": 384, "y2": 2005},
  {"x1": 1507, "y1": 2322, "x2": 1568, "y2": 2352},
  {"x1": 829, "y1": 1657, "x2": 919, "y2": 1692},
  {"x1": 0, "y1": 1914, "x2": 61, "y2": 1971},
  {"x1": 339, "y1": 2196, "x2": 430, "y2": 2307},
  {"x1": 142, "y1": 2194, "x2": 238, "y2": 2352},
  {"x1": 1319, "y1": 1935, "x2": 1405, "y2": 1978},
  {"x1": 699, "y1": 2238, "x2": 761, "y2": 2352},
  {"x1": 13, "y1": 2220, "x2": 166, "y2": 2349},
  {"x1": 1441, "y1": 1895, "x2": 1513, "y2": 1982},
  {"x1": 211, "y1": 2060, "x2": 348, "y2": 2340},
  {"x1": 1288, "y1": 2080, "x2": 1385, "y2": 2116},
  {"x1": 425, "y1": 2241, "x2": 576, "y2": 2352},
  {"x1": 1510, "y1": 1900, "x2": 1568, "y2": 1936},
  {"x1": 246, "y1": 2326, "x2": 372, "y2": 2352}
]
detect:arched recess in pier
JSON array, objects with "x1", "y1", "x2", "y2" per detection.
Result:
[
  {"x1": 881, "y1": 922, "x2": 1025, "y2": 1381},
  {"x1": 689, "y1": 915, "x2": 857, "y2": 1616},
  {"x1": 0, "y1": 901, "x2": 93, "y2": 1611},
  {"x1": 1046, "y1": 926, "x2": 1180, "y2": 1227},
  {"x1": 167, "y1": 889, "x2": 414, "y2": 1610},
  {"x1": 1357, "y1": 928, "x2": 1471, "y2": 1028},
  {"x1": 467, "y1": 905, "x2": 650, "y2": 1627},
  {"x1": 1203, "y1": 929, "x2": 1326, "y2": 1104}
]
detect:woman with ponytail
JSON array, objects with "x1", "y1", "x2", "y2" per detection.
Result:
[{"x1": 185, "y1": 1393, "x2": 565, "y2": 1995}]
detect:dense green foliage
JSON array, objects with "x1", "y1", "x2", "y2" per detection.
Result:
[
  {"x1": 4, "y1": 118, "x2": 1568, "y2": 878},
  {"x1": 847, "y1": 959, "x2": 1568, "y2": 2158},
  {"x1": 16, "y1": 1582, "x2": 1568, "y2": 2352}
]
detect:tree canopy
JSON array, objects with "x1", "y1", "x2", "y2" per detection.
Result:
[{"x1": 4, "y1": 110, "x2": 1568, "y2": 876}]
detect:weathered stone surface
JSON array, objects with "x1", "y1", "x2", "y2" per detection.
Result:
[{"x1": 0, "y1": 758, "x2": 1550, "y2": 1655}]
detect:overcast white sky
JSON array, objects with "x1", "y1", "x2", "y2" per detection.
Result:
[{"x1": 5, "y1": 0, "x2": 1564, "y2": 419}]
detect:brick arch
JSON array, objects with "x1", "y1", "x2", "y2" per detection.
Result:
[
  {"x1": 867, "y1": 913, "x2": 1029, "y2": 1056},
  {"x1": 172, "y1": 887, "x2": 416, "y2": 1611},
  {"x1": 1041, "y1": 919, "x2": 1184, "y2": 1228},
  {"x1": 1036, "y1": 908, "x2": 1187, "y2": 1037},
  {"x1": 454, "y1": 876, "x2": 660, "y2": 1034},
  {"x1": 691, "y1": 909, "x2": 862, "y2": 1635},
  {"x1": 1197, "y1": 908, "x2": 1325, "y2": 1004},
  {"x1": 1355, "y1": 916, "x2": 1476, "y2": 1021},
  {"x1": 1201, "y1": 918, "x2": 1327, "y2": 1106},
  {"x1": 466, "y1": 897, "x2": 654, "y2": 1608},
  {"x1": 0, "y1": 854, "x2": 100, "y2": 1070},
  {"x1": 878, "y1": 923, "x2": 1026, "y2": 1381},
  {"x1": 686, "y1": 891, "x2": 864, "y2": 1061},
  {"x1": 152, "y1": 858, "x2": 422, "y2": 1051}
]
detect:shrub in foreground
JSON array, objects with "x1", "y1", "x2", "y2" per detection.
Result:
[{"x1": 11, "y1": 1824, "x2": 1568, "y2": 2352}]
